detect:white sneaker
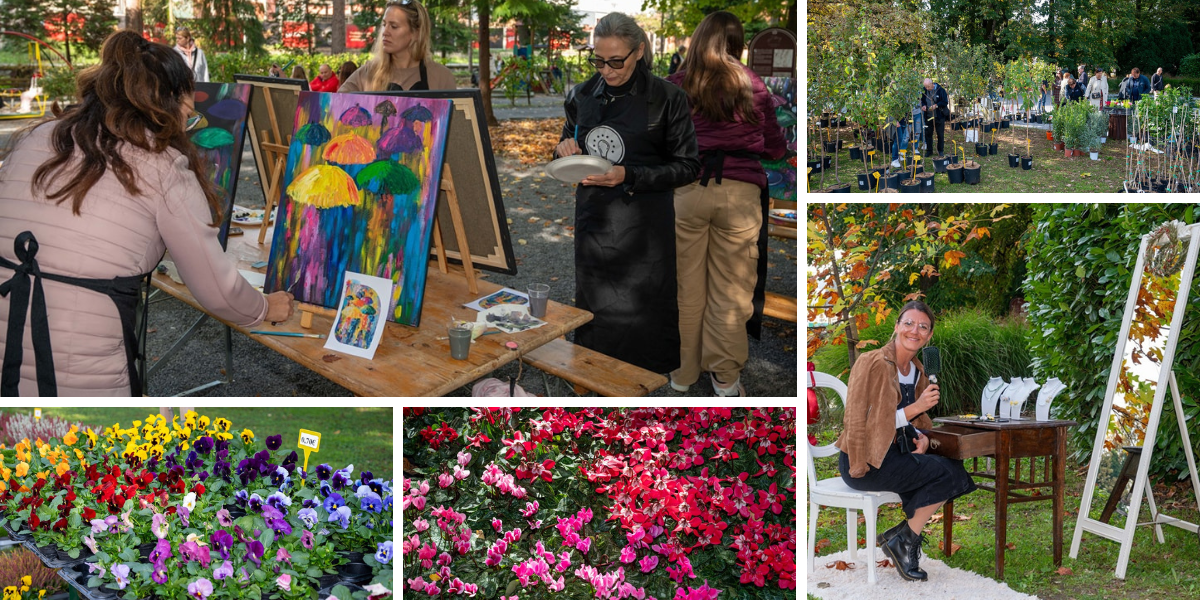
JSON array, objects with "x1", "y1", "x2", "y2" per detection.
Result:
[
  {"x1": 668, "y1": 374, "x2": 690, "y2": 393},
  {"x1": 711, "y1": 374, "x2": 746, "y2": 397},
  {"x1": 891, "y1": 160, "x2": 902, "y2": 168}
]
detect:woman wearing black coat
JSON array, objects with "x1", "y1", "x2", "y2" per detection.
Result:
[{"x1": 553, "y1": 13, "x2": 700, "y2": 375}]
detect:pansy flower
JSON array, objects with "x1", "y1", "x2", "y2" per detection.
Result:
[{"x1": 265, "y1": 435, "x2": 282, "y2": 451}]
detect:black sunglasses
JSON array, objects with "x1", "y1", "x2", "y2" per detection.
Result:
[{"x1": 588, "y1": 47, "x2": 637, "y2": 70}]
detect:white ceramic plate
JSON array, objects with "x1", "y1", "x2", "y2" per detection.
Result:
[
  {"x1": 770, "y1": 208, "x2": 797, "y2": 223},
  {"x1": 545, "y1": 155, "x2": 613, "y2": 183}
]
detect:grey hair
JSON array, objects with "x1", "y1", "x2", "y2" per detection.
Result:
[{"x1": 594, "y1": 12, "x2": 652, "y2": 70}]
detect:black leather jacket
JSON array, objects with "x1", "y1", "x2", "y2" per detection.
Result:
[{"x1": 557, "y1": 68, "x2": 700, "y2": 194}]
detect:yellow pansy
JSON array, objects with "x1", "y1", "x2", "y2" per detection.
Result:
[
  {"x1": 14, "y1": 462, "x2": 28, "y2": 478},
  {"x1": 132, "y1": 420, "x2": 142, "y2": 428},
  {"x1": 0, "y1": 481, "x2": 6, "y2": 493},
  {"x1": 214, "y1": 432, "x2": 233, "y2": 442},
  {"x1": 74, "y1": 448, "x2": 84, "y2": 461},
  {"x1": 39, "y1": 591, "x2": 45, "y2": 599},
  {"x1": 240, "y1": 429, "x2": 255, "y2": 444},
  {"x1": 55, "y1": 460, "x2": 70, "y2": 477},
  {"x1": 198, "y1": 415, "x2": 211, "y2": 429},
  {"x1": 20, "y1": 577, "x2": 30, "y2": 587},
  {"x1": 62, "y1": 427, "x2": 78, "y2": 446},
  {"x1": 0, "y1": 467, "x2": 9, "y2": 482},
  {"x1": 214, "y1": 417, "x2": 232, "y2": 432},
  {"x1": 3, "y1": 585, "x2": 17, "y2": 600}
]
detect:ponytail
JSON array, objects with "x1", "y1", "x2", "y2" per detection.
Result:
[{"x1": 677, "y1": 11, "x2": 757, "y2": 125}]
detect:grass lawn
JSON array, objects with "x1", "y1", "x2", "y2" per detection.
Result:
[
  {"x1": 807, "y1": 423, "x2": 1200, "y2": 599},
  {"x1": 2, "y1": 407, "x2": 393, "y2": 476},
  {"x1": 808, "y1": 123, "x2": 1138, "y2": 193}
]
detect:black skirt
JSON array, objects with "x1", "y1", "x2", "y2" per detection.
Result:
[{"x1": 838, "y1": 442, "x2": 976, "y2": 519}]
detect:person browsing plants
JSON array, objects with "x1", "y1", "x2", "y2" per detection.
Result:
[
  {"x1": 919, "y1": 78, "x2": 949, "y2": 157},
  {"x1": 835, "y1": 301, "x2": 977, "y2": 582}
]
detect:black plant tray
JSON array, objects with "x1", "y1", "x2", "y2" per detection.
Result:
[
  {"x1": 22, "y1": 538, "x2": 92, "y2": 570},
  {"x1": 3, "y1": 522, "x2": 32, "y2": 541},
  {"x1": 57, "y1": 562, "x2": 119, "y2": 600}
]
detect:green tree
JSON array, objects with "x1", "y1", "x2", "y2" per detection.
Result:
[
  {"x1": 0, "y1": 0, "x2": 44, "y2": 41},
  {"x1": 193, "y1": 0, "x2": 266, "y2": 55},
  {"x1": 46, "y1": 0, "x2": 118, "y2": 63}
]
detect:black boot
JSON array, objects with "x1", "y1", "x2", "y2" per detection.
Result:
[
  {"x1": 881, "y1": 524, "x2": 928, "y2": 582},
  {"x1": 878, "y1": 520, "x2": 908, "y2": 546}
]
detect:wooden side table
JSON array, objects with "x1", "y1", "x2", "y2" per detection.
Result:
[{"x1": 926, "y1": 417, "x2": 1077, "y2": 579}]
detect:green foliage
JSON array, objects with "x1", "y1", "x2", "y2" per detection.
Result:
[
  {"x1": 811, "y1": 308, "x2": 1033, "y2": 418},
  {"x1": 1182, "y1": 53, "x2": 1200, "y2": 77},
  {"x1": 1082, "y1": 107, "x2": 1110, "y2": 151},
  {"x1": 1023, "y1": 203, "x2": 1200, "y2": 479},
  {"x1": 39, "y1": 67, "x2": 77, "y2": 101},
  {"x1": 46, "y1": 0, "x2": 118, "y2": 62},
  {"x1": 190, "y1": 0, "x2": 267, "y2": 56},
  {"x1": 0, "y1": 0, "x2": 43, "y2": 41},
  {"x1": 205, "y1": 51, "x2": 372, "y2": 84},
  {"x1": 1134, "y1": 85, "x2": 1199, "y2": 140},
  {"x1": 927, "y1": 204, "x2": 1034, "y2": 318},
  {"x1": 1165, "y1": 77, "x2": 1200, "y2": 97},
  {"x1": 1115, "y1": 20, "x2": 1195, "y2": 76}
]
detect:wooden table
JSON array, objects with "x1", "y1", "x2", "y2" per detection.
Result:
[
  {"x1": 926, "y1": 416, "x2": 1077, "y2": 579},
  {"x1": 151, "y1": 227, "x2": 592, "y2": 396}
]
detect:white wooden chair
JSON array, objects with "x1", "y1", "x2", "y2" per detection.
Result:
[{"x1": 807, "y1": 370, "x2": 902, "y2": 584}]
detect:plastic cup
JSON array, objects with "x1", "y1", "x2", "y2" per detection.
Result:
[
  {"x1": 527, "y1": 284, "x2": 550, "y2": 318},
  {"x1": 448, "y1": 324, "x2": 472, "y2": 360}
]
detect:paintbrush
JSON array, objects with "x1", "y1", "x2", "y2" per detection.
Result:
[{"x1": 250, "y1": 331, "x2": 326, "y2": 339}]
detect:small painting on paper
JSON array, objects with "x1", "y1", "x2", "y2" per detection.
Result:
[
  {"x1": 463, "y1": 287, "x2": 529, "y2": 311},
  {"x1": 325, "y1": 271, "x2": 393, "y2": 360}
]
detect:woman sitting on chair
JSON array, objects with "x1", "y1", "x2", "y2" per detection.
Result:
[{"x1": 834, "y1": 300, "x2": 976, "y2": 582}]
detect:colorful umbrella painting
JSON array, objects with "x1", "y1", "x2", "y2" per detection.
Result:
[
  {"x1": 335, "y1": 279, "x2": 381, "y2": 348},
  {"x1": 266, "y1": 91, "x2": 452, "y2": 326},
  {"x1": 191, "y1": 82, "x2": 252, "y2": 248},
  {"x1": 761, "y1": 77, "x2": 796, "y2": 203}
]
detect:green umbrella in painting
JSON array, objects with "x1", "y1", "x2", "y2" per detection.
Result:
[
  {"x1": 191, "y1": 127, "x2": 234, "y2": 149},
  {"x1": 296, "y1": 122, "x2": 333, "y2": 146},
  {"x1": 354, "y1": 160, "x2": 421, "y2": 196}
]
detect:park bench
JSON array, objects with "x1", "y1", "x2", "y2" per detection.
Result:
[
  {"x1": 521, "y1": 337, "x2": 667, "y2": 396},
  {"x1": 764, "y1": 292, "x2": 797, "y2": 323}
]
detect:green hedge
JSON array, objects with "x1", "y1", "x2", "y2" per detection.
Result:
[
  {"x1": 1164, "y1": 77, "x2": 1200, "y2": 96},
  {"x1": 1024, "y1": 203, "x2": 1200, "y2": 481},
  {"x1": 1180, "y1": 53, "x2": 1200, "y2": 77},
  {"x1": 811, "y1": 308, "x2": 1032, "y2": 418},
  {"x1": 207, "y1": 51, "x2": 374, "y2": 84}
]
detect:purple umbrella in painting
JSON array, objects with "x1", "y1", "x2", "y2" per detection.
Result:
[
  {"x1": 400, "y1": 104, "x2": 433, "y2": 124},
  {"x1": 377, "y1": 126, "x2": 423, "y2": 155},
  {"x1": 340, "y1": 104, "x2": 373, "y2": 127},
  {"x1": 208, "y1": 98, "x2": 248, "y2": 122}
]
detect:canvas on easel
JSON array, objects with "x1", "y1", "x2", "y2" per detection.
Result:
[
  {"x1": 233, "y1": 74, "x2": 309, "y2": 244},
  {"x1": 191, "y1": 82, "x2": 251, "y2": 249},
  {"x1": 1071, "y1": 220, "x2": 1200, "y2": 579},
  {"x1": 372, "y1": 89, "x2": 517, "y2": 275},
  {"x1": 264, "y1": 91, "x2": 452, "y2": 327}
]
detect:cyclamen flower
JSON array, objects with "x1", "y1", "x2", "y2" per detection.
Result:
[
  {"x1": 453, "y1": 465, "x2": 470, "y2": 480},
  {"x1": 521, "y1": 501, "x2": 539, "y2": 517},
  {"x1": 556, "y1": 551, "x2": 572, "y2": 573},
  {"x1": 639, "y1": 554, "x2": 659, "y2": 573},
  {"x1": 413, "y1": 518, "x2": 430, "y2": 532},
  {"x1": 492, "y1": 518, "x2": 503, "y2": 532},
  {"x1": 437, "y1": 552, "x2": 453, "y2": 566},
  {"x1": 576, "y1": 536, "x2": 591, "y2": 554},
  {"x1": 457, "y1": 450, "x2": 472, "y2": 466},
  {"x1": 673, "y1": 581, "x2": 722, "y2": 600},
  {"x1": 408, "y1": 577, "x2": 428, "y2": 593},
  {"x1": 620, "y1": 546, "x2": 637, "y2": 563},
  {"x1": 438, "y1": 472, "x2": 455, "y2": 488},
  {"x1": 504, "y1": 528, "x2": 522, "y2": 544}
]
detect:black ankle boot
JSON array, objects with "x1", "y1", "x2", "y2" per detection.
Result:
[
  {"x1": 878, "y1": 520, "x2": 907, "y2": 546},
  {"x1": 881, "y1": 525, "x2": 928, "y2": 581}
]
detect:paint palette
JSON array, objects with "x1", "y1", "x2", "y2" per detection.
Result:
[
  {"x1": 231, "y1": 205, "x2": 265, "y2": 225},
  {"x1": 770, "y1": 209, "x2": 797, "y2": 223}
]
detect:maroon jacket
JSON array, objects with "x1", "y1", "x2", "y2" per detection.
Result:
[{"x1": 667, "y1": 64, "x2": 787, "y2": 188}]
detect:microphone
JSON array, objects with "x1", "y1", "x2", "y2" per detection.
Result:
[{"x1": 922, "y1": 346, "x2": 941, "y2": 384}]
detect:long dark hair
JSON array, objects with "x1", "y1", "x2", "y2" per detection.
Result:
[
  {"x1": 678, "y1": 11, "x2": 757, "y2": 125},
  {"x1": 27, "y1": 31, "x2": 221, "y2": 222}
]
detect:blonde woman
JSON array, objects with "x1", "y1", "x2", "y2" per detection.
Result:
[
  {"x1": 1087, "y1": 69, "x2": 1109, "y2": 110},
  {"x1": 174, "y1": 27, "x2": 208, "y2": 83},
  {"x1": 339, "y1": 0, "x2": 455, "y2": 92}
]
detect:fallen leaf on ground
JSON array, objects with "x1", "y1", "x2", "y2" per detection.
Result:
[
  {"x1": 517, "y1": 239, "x2": 527, "y2": 245},
  {"x1": 825, "y1": 560, "x2": 855, "y2": 570},
  {"x1": 937, "y1": 540, "x2": 962, "y2": 555},
  {"x1": 489, "y1": 118, "x2": 567, "y2": 165},
  {"x1": 1056, "y1": 567, "x2": 1073, "y2": 576},
  {"x1": 815, "y1": 538, "x2": 831, "y2": 552},
  {"x1": 955, "y1": 514, "x2": 971, "y2": 521},
  {"x1": 1006, "y1": 542, "x2": 1016, "y2": 550},
  {"x1": 857, "y1": 537, "x2": 865, "y2": 546},
  {"x1": 928, "y1": 513, "x2": 944, "y2": 523},
  {"x1": 876, "y1": 559, "x2": 893, "y2": 568}
]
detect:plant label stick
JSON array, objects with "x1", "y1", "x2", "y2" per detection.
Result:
[{"x1": 297, "y1": 429, "x2": 321, "y2": 488}]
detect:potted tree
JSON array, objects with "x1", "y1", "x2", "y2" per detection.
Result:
[{"x1": 1084, "y1": 106, "x2": 1108, "y2": 160}]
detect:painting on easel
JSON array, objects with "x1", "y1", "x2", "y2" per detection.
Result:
[
  {"x1": 762, "y1": 76, "x2": 796, "y2": 202},
  {"x1": 265, "y1": 91, "x2": 452, "y2": 326},
  {"x1": 191, "y1": 82, "x2": 252, "y2": 248}
]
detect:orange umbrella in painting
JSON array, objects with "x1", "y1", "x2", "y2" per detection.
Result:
[
  {"x1": 287, "y1": 165, "x2": 361, "y2": 208},
  {"x1": 322, "y1": 133, "x2": 377, "y2": 165}
]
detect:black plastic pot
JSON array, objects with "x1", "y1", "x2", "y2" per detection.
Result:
[
  {"x1": 820, "y1": 117, "x2": 830, "y2": 127},
  {"x1": 949, "y1": 155, "x2": 960, "y2": 165},
  {"x1": 1000, "y1": 119, "x2": 1011, "y2": 129},
  {"x1": 975, "y1": 143, "x2": 988, "y2": 156},
  {"x1": 1021, "y1": 156, "x2": 1033, "y2": 170},
  {"x1": 849, "y1": 146, "x2": 863, "y2": 161},
  {"x1": 336, "y1": 561, "x2": 373, "y2": 585},
  {"x1": 824, "y1": 183, "x2": 852, "y2": 193},
  {"x1": 985, "y1": 122, "x2": 998, "y2": 133},
  {"x1": 899, "y1": 179, "x2": 922, "y2": 193},
  {"x1": 964, "y1": 163, "x2": 982, "y2": 185},
  {"x1": 822, "y1": 141, "x2": 838, "y2": 153},
  {"x1": 883, "y1": 173, "x2": 902, "y2": 190},
  {"x1": 988, "y1": 143, "x2": 998, "y2": 155},
  {"x1": 947, "y1": 164, "x2": 964, "y2": 184},
  {"x1": 138, "y1": 542, "x2": 155, "y2": 560},
  {"x1": 951, "y1": 121, "x2": 963, "y2": 131},
  {"x1": 932, "y1": 156, "x2": 951, "y2": 172},
  {"x1": 917, "y1": 173, "x2": 936, "y2": 193},
  {"x1": 316, "y1": 573, "x2": 341, "y2": 589},
  {"x1": 1008, "y1": 153, "x2": 1020, "y2": 168}
]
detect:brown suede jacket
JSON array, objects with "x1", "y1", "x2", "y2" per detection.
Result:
[{"x1": 834, "y1": 340, "x2": 933, "y2": 477}]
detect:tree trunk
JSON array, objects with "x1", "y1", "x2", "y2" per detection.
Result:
[
  {"x1": 331, "y1": 0, "x2": 346, "y2": 54},
  {"x1": 477, "y1": 0, "x2": 497, "y2": 126},
  {"x1": 127, "y1": 0, "x2": 143, "y2": 36}
]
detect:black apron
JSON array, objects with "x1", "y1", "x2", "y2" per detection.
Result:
[
  {"x1": 571, "y1": 71, "x2": 680, "y2": 374},
  {"x1": 386, "y1": 61, "x2": 430, "y2": 92},
  {"x1": 0, "y1": 231, "x2": 151, "y2": 396},
  {"x1": 697, "y1": 148, "x2": 771, "y2": 340}
]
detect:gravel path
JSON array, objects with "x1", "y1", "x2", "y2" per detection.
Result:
[{"x1": 1, "y1": 97, "x2": 798, "y2": 397}]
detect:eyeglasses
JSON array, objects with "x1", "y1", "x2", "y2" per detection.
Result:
[
  {"x1": 899, "y1": 319, "x2": 931, "y2": 333},
  {"x1": 588, "y1": 47, "x2": 637, "y2": 70}
]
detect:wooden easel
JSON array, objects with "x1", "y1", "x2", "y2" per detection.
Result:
[
  {"x1": 296, "y1": 164, "x2": 478, "y2": 329},
  {"x1": 257, "y1": 86, "x2": 294, "y2": 245}
]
